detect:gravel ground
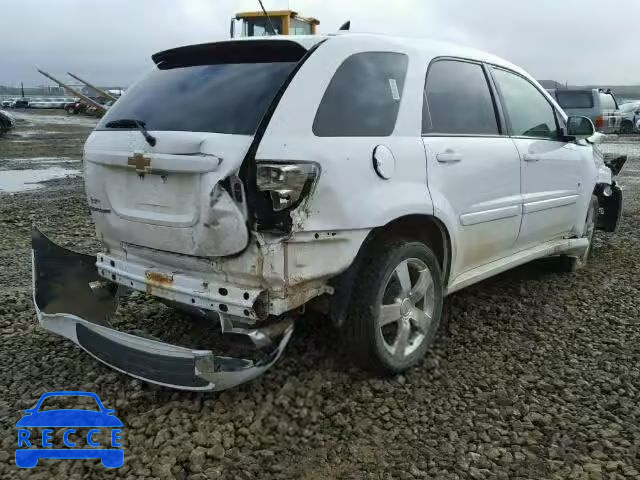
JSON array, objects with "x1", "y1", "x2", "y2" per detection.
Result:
[{"x1": 1, "y1": 112, "x2": 639, "y2": 479}]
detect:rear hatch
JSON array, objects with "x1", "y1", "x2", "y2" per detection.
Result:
[{"x1": 84, "y1": 40, "x2": 308, "y2": 257}]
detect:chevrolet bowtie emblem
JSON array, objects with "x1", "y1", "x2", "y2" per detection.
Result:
[{"x1": 127, "y1": 152, "x2": 152, "y2": 174}]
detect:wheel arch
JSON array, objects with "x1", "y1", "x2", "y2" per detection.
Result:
[
  {"x1": 362, "y1": 214, "x2": 452, "y2": 282},
  {"x1": 328, "y1": 214, "x2": 452, "y2": 327}
]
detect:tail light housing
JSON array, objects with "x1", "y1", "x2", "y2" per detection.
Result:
[
  {"x1": 595, "y1": 116, "x2": 604, "y2": 130},
  {"x1": 256, "y1": 162, "x2": 320, "y2": 212}
]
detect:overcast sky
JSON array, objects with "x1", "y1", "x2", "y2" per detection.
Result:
[{"x1": 2, "y1": 0, "x2": 638, "y2": 87}]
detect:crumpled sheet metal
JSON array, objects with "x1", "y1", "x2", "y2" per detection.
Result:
[{"x1": 31, "y1": 227, "x2": 293, "y2": 391}]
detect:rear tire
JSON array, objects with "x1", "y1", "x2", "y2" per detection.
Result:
[
  {"x1": 621, "y1": 121, "x2": 633, "y2": 134},
  {"x1": 344, "y1": 240, "x2": 444, "y2": 374}
]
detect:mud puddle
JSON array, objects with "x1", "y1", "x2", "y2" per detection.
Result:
[{"x1": 0, "y1": 166, "x2": 81, "y2": 193}]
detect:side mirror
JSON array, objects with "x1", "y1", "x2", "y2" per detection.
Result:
[{"x1": 566, "y1": 116, "x2": 595, "y2": 140}]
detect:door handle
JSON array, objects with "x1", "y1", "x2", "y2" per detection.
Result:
[
  {"x1": 436, "y1": 151, "x2": 463, "y2": 163},
  {"x1": 523, "y1": 154, "x2": 541, "y2": 162}
]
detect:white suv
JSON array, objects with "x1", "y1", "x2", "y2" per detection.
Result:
[{"x1": 32, "y1": 34, "x2": 623, "y2": 391}]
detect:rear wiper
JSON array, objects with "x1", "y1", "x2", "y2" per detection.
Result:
[{"x1": 104, "y1": 118, "x2": 156, "y2": 147}]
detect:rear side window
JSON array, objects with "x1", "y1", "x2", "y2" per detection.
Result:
[
  {"x1": 423, "y1": 60, "x2": 499, "y2": 135},
  {"x1": 599, "y1": 93, "x2": 618, "y2": 111},
  {"x1": 554, "y1": 91, "x2": 594, "y2": 109},
  {"x1": 492, "y1": 68, "x2": 559, "y2": 139},
  {"x1": 313, "y1": 52, "x2": 408, "y2": 137}
]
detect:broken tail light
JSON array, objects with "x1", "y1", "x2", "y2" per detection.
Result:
[{"x1": 256, "y1": 162, "x2": 320, "y2": 212}]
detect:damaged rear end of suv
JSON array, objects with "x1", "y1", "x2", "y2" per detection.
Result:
[
  {"x1": 32, "y1": 37, "x2": 329, "y2": 391},
  {"x1": 33, "y1": 33, "x2": 626, "y2": 392}
]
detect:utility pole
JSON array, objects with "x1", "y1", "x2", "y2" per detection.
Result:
[
  {"x1": 36, "y1": 69, "x2": 106, "y2": 112},
  {"x1": 67, "y1": 72, "x2": 117, "y2": 101}
]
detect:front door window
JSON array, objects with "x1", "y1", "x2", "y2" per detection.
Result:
[{"x1": 492, "y1": 69, "x2": 559, "y2": 139}]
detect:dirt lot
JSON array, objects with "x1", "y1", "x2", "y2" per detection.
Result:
[{"x1": 1, "y1": 111, "x2": 639, "y2": 479}]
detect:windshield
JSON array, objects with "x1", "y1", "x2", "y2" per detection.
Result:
[
  {"x1": 554, "y1": 90, "x2": 594, "y2": 109},
  {"x1": 97, "y1": 61, "x2": 297, "y2": 135}
]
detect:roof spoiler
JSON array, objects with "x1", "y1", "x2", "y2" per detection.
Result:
[{"x1": 152, "y1": 40, "x2": 308, "y2": 68}]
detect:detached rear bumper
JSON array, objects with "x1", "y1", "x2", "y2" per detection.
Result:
[{"x1": 31, "y1": 227, "x2": 293, "y2": 391}]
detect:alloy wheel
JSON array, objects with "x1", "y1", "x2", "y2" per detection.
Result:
[{"x1": 378, "y1": 258, "x2": 435, "y2": 360}]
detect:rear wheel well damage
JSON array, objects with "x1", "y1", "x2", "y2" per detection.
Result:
[{"x1": 327, "y1": 215, "x2": 451, "y2": 327}]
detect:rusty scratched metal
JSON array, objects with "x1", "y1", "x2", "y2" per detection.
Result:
[{"x1": 145, "y1": 270, "x2": 174, "y2": 294}]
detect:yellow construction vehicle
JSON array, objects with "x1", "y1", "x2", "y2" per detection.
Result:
[{"x1": 231, "y1": 10, "x2": 319, "y2": 37}]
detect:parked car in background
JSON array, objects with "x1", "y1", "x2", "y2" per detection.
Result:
[
  {"x1": 28, "y1": 98, "x2": 52, "y2": 109},
  {"x1": 548, "y1": 88, "x2": 623, "y2": 133},
  {"x1": 1, "y1": 98, "x2": 23, "y2": 108},
  {"x1": 618, "y1": 101, "x2": 640, "y2": 132},
  {"x1": 32, "y1": 34, "x2": 624, "y2": 391},
  {"x1": 12, "y1": 98, "x2": 30, "y2": 109},
  {"x1": 85, "y1": 98, "x2": 113, "y2": 116},
  {"x1": 46, "y1": 97, "x2": 72, "y2": 109},
  {"x1": 64, "y1": 100, "x2": 86, "y2": 114},
  {"x1": 0, "y1": 109, "x2": 15, "y2": 135},
  {"x1": 27, "y1": 97, "x2": 72, "y2": 109}
]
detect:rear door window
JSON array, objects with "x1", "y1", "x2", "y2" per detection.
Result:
[
  {"x1": 97, "y1": 42, "x2": 305, "y2": 135},
  {"x1": 492, "y1": 68, "x2": 559, "y2": 139},
  {"x1": 554, "y1": 91, "x2": 594, "y2": 109},
  {"x1": 423, "y1": 60, "x2": 499, "y2": 135},
  {"x1": 313, "y1": 52, "x2": 409, "y2": 137}
]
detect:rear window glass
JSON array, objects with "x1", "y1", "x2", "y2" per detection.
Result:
[
  {"x1": 554, "y1": 91, "x2": 594, "y2": 109},
  {"x1": 423, "y1": 60, "x2": 499, "y2": 135},
  {"x1": 313, "y1": 52, "x2": 408, "y2": 137},
  {"x1": 97, "y1": 60, "x2": 298, "y2": 135}
]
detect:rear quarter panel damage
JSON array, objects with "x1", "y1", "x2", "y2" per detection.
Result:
[{"x1": 254, "y1": 36, "x2": 435, "y2": 235}]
